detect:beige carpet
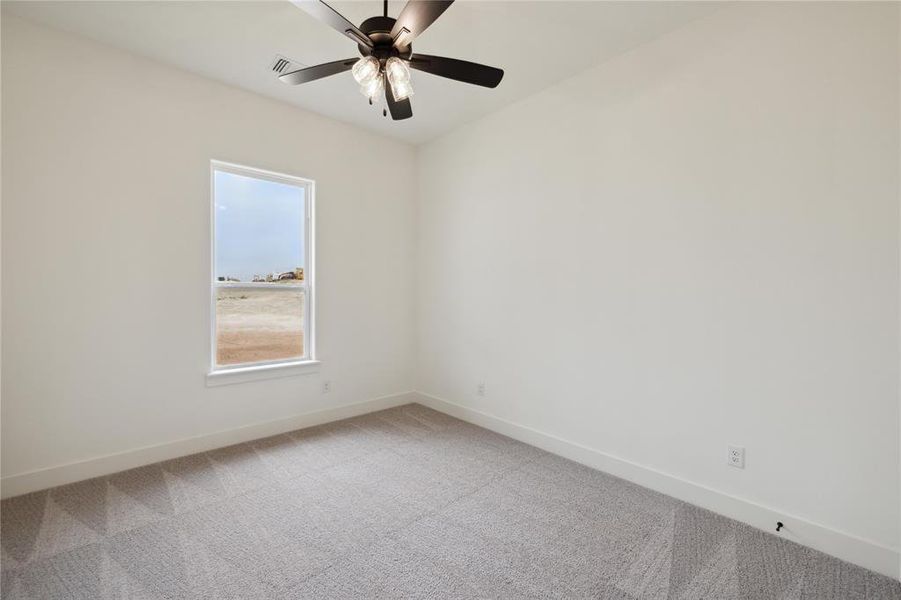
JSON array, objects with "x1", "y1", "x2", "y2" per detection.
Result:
[{"x1": 1, "y1": 403, "x2": 899, "y2": 599}]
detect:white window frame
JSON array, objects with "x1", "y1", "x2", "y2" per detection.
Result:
[{"x1": 207, "y1": 160, "x2": 318, "y2": 385}]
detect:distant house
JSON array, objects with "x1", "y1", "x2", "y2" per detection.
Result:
[
  {"x1": 276, "y1": 268, "x2": 304, "y2": 281},
  {"x1": 248, "y1": 270, "x2": 303, "y2": 282}
]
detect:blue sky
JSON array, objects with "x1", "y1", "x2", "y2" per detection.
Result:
[{"x1": 215, "y1": 170, "x2": 305, "y2": 281}]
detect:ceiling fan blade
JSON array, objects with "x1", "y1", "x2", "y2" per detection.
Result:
[
  {"x1": 290, "y1": 0, "x2": 373, "y2": 48},
  {"x1": 385, "y1": 78, "x2": 413, "y2": 120},
  {"x1": 390, "y1": 0, "x2": 453, "y2": 48},
  {"x1": 408, "y1": 54, "x2": 504, "y2": 88},
  {"x1": 278, "y1": 58, "x2": 359, "y2": 85},
  {"x1": 278, "y1": 58, "x2": 357, "y2": 85}
]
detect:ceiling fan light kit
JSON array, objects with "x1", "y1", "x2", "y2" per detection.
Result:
[{"x1": 280, "y1": 0, "x2": 504, "y2": 121}]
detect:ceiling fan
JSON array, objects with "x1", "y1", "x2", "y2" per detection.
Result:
[{"x1": 278, "y1": 0, "x2": 504, "y2": 120}]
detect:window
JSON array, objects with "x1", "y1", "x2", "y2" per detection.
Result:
[{"x1": 210, "y1": 161, "x2": 314, "y2": 375}]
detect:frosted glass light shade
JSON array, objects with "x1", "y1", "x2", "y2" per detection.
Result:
[
  {"x1": 385, "y1": 57, "x2": 413, "y2": 101},
  {"x1": 385, "y1": 57, "x2": 411, "y2": 85},
  {"x1": 352, "y1": 56, "x2": 380, "y2": 85},
  {"x1": 359, "y1": 74, "x2": 385, "y2": 100},
  {"x1": 389, "y1": 78, "x2": 414, "y2": 101}
]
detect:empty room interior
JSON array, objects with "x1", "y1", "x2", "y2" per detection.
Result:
[{"x1": 1, "y1": 0, "x2": 900, "y2": 597}]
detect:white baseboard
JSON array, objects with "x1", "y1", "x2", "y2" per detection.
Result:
[
  {"x1": 413, "y1": 391, "x2": 900, "y2": 581},
  {"x1": 0, "y1": 391, "x2": 416, "y2": 500}
]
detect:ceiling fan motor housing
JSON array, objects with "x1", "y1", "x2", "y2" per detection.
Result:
[{"x1": 358, "y1": 16, "x2": 412, "y2": 62}]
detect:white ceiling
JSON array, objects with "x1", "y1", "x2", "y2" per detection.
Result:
[{"x1": 4, "y1": 1, "x2": 718, "y2": 144}]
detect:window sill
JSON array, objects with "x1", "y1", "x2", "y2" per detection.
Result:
[{"x1": 206, "y1": 360, "x2": 320, "y2": 387}]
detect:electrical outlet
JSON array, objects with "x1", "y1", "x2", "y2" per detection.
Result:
[
  {"x1": 476, "y1": 382, "x2": 487, "y2": 397},
  {"x1": 728, "y1": 445, "x2": 745, "y2": 469},
  {"x1": 321, "y1": 381, "x2": 332, "y2": 394}
]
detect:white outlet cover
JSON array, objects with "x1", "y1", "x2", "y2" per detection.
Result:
[{"x1": 728, "y1": 445, "x2": 745, "y2": 469}]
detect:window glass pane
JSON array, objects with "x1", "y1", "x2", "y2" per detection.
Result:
[
  {"x1": 216, "y1": 288, "x2": 304, "y2": 366},
  {"x1": 215, "y1": 170, "x2": 305, "y2": 283}
]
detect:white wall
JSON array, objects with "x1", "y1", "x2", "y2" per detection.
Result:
[
  {"x1": 417, "y1": 1, "x2": 900, "y2": 572},
  {"x1": 1, "y1": 16, "x2": 416, "y2": 481}
]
